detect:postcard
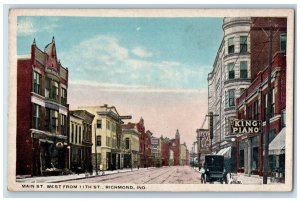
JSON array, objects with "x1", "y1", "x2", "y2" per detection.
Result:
[{"x1": 7, "y1": 8, "x2": 294, "y2": 192}]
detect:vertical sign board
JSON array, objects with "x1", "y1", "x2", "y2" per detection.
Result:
[{"x1": 197, "y1": 129, "x2": 211, "y2": 154}]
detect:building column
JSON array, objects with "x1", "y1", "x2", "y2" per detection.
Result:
[{"x1": 247, "y1": 139, "x2": 252, "y2": 176}]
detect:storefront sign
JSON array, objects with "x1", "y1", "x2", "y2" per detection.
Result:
[
  {"x1": 197, "y1": 129, "x2": 211, "y2": 154},
  {"x1": 230, "y1": 119, "x2": 262, "y2": 134}
]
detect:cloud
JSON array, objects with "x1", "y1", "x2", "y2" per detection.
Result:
[
  {"x1": 136, "y1": 26, "x2": 141, "y2": 31},
  {"x1": 59, "y1": 34, "x2": 209, "y2": 90},
  {"x1": 132, "y1": 47, "x2": 153, "y2": 58},
  {"x1": 69, "y1": 79, "x2": 206, "y2": 94},
  {"x1": 17, "y1": 17, "x2": 58, "y2": 36}
]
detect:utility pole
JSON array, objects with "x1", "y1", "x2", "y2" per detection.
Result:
[{"x1": 263, "y1": 25, "x2": 273, "y2": 184}]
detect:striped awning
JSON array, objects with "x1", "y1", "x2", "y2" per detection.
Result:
[
  {"x1": 269, "y1": 127, "x2": 286, "y2": 155},
  {"x1": 217, "y1": 147, "x2": 232, "y2": 158}
]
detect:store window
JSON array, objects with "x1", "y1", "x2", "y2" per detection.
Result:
[{"x1": 247, "y1": 105, "x2": 252, "y2": 120}]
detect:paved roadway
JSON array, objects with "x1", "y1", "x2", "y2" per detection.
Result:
[{"x1": 64, "y1": 166, "x2": 202, "y2": 184}]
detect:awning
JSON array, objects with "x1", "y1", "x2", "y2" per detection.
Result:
[
  {"x1": 269, "y1": 127, "x2": 286, "y2": 155},
  {"x1": 217, "y1": 147, "x2": 232, "y2": 158}
]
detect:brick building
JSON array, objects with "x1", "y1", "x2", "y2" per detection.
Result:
[
  {"x1": 17, "y1": 37, "x2": 69, "y2": 176},
  {"x1": 235, "y1": 17, "x2": 287, "y2": 176},
  {"x1": 136, "y1": 118, "x2": 152, "y2": 168},
  {"x1": 236, "y1": 52, "x2": 286, "y2": 176},
  {"x1": 160, "y1": 130, "x2": 181, "y2": 166}
]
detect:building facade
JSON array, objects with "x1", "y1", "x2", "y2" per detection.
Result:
[
  {"x1": 179, "y1": 143, "x2": 187, "y2": 165},
  {"x1": 208, "y1": 17, "x2": 252, "y2": 153},
  {"x1": 151, "y1": 136, "x2": 162, "y2": 167},
  {"x1": 17, "y1": 37, "x2": 69, "y2": 176},
  {"x1": 236, "y1": 52, "x2": 286, "y2": 176},
  {"x1": 160, "y1": 130, "x2": 181, "y2": 166},
  {"x1": 69, "y1": 110, "x2": 94, "y2": 173},
  {"x1": 136, "y1": 118, "x2": 152, "y2": 168},
  {"x1": 122, "y1": 123, "x2": 140, "y2": 169},
  {"x1": 78, "y1": 105, "x2": 123, "y2": 171}
]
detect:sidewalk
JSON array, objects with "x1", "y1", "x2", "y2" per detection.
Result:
[
  {"x1": 16, "y1": 167, "x2": 155, "y2": 183},
  {"x1": 192, "y1": 167, "x2": 283, "y2": 185}
]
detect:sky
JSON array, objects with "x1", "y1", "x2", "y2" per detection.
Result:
[{"x1": 17, "y1": 16, "x2": 224, "y2": 150}]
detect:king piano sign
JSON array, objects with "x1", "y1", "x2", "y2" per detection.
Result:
[{"x1": 230, "y1": 119, "x2": 262, "y2": 134}]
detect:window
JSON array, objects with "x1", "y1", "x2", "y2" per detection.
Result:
[
  {"x1": 79, "y1": 126, "x2": 81, "y2": 144},
  {"x1": 254, "y1": 100, "x2": 259, "y2": 120},
  {"x1": 280, "y1": 33, "x2": 287, "y2": 51},
  {"x1": 61, "y1": 88, "x2": 67, "y2": 105},
  {"x1": 247, "y1": 105, "x2": 252, "y2": 120},
  {"x1": 33, "y1": 71, "x2": 41, "y2": 94},
  {"x1": 45, "y1": 78, "x2": 50, "y2": 98},
  {"x1": 228, "y1": 63, "x2": 235, "y2": 79},
  {"x1": 112, "y1": 123, "x2": 116, "y2": 133},
  {"x1": 125, "y1": 138, "x2": 130, "y2": 149},
  {"x1": 71, "y1": 123, "x2": 74, "y2": 143},
  {"x1": 61, "y1": 114, "x2": 66, "y2": 136},
  {"x1": 33, "y1": 104, "x2": 40, "y2": 129},
  {"x1": 240, "y1": 61, "x2": 248, "y2": 78},
  {"x1": 51, "y1": 110, "x2": 58, "y2": 133},
  {"x1": 106, "y1": 137, "x2": 111, "y2": 147},
  {"x1": 228, "y1": 37, "x2": 234, "y2": 54},
  {"x1": 96, "y1": 135, "x2": 101, "y2": 146},
  {"x1": 228, "y1": 89, "x2": 235, "y2": 107},
  {"x1": 51, "y1": 81, "x2": 58, "y2": 101},
  {"x1": 240, "y1": 36, "x2": 248, "y2": 53},
  {"x1": 271, "y1": 88, "x2": 275, "y2": 118},
  {"x1": 75, "y1": 125, "x2": 78, "y2": 143},
  {"x1": 45, "y1": 108, "x2": 50, "y2": 131},
  {"x1": 97, "y1": 119, "x2": 102, "y2": 128},
  {"x1": 263, "y1": 93, "x2": 268, "y2": 121},
  {"x1": 106, "y1": 120, "x2": 110, "y2": 130}
]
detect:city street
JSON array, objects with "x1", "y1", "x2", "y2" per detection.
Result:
[{"x1": 64, "y1": 166, "x2": 201, "y2": 184}]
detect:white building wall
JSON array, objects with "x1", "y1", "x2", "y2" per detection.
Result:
[{"x1": 208, "y1": 17, "x2": 252, "y2": 152}]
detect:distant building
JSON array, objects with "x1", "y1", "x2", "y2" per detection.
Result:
[
  {"x1": 180, "y1": 143, "x2": 187, "y2": 165},
  {"x1": 151, "y1": 136, "x2": 162, "y2": 167},
  {"x1": 17, "y1": 37, "x2": 69, "y2": 176},
  {"x1": 69, "y1": 110, "x2": 94, "y2": 173},
  {"x1": 160, "y1": 130, "x2": 181, "y2": 166},
  {"x1": 122, "y1": 123, "x2": 140, "y2": 169},
  {"x1": 136, "y1": 118, "x2": 152, "y2": 168}
]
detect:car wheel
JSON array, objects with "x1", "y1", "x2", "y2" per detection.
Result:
[{"x1": 203, "y1": 174, "x2": 207, "y2": 184}]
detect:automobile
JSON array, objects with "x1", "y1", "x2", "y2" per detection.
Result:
[{"x1": 200, "y1": 155, "x2": 228, "y2": 184}]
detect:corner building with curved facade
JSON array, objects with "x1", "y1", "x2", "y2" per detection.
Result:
[{"x1": 208, "y1": 17, "x2": 251, "y2": 157}]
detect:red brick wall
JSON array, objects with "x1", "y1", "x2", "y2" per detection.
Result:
[
  {"x1": 17, "y1": 59, "x2": 33, "y2": 175},
  {"x1": 250, "y1": 17, "x2": 287, "y2": 80}
]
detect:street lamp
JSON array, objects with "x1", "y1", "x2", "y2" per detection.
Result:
[{"x1": 67, "y1": 145, "x2": 71, "y2": 170}]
